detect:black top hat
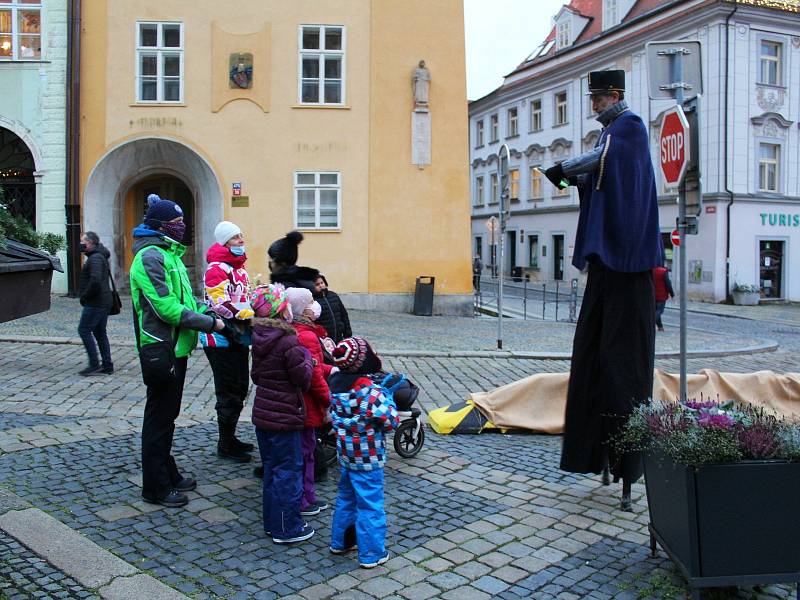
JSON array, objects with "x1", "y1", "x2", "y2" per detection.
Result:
[{"x1": 586, "y1": 69, "x2": 626, "y2": 95}]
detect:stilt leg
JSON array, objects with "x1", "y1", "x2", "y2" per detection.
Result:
[
  {"x1": 620, "y1": 479, "x2": 632, "y2": 511},
  {"x1": 649, "y1": 529, "x2": 657, "y2": 557}
]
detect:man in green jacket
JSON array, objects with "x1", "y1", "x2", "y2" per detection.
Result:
[{"x1": 130, "y1": 194, "x2": 226, "y2": 508}]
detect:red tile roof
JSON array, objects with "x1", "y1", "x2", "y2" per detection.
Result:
[{"x1": 510, "y1": 0, "x2": 673, "y2": 76}]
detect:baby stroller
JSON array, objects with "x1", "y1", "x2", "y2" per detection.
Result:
[{"x1": 316, "y1": 371, "x2": 425, "y2": 474}]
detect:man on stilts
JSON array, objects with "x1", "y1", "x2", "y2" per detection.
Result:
[{"x1": 543, "y1": 70, "x2": 664, "y2": 510}]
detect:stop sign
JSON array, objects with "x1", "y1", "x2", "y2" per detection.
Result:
[
  {"x1": 671, "y1": 229, "x2": 681, "y2": 247},
  {"x1": 660, "y1": 105, "x2": 690, "y2": 188}
]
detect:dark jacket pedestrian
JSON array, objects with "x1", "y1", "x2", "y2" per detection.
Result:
[
  {"x1": 249, "y1": 283, "x2": 315, "y2": 544},
  {"x1": 313, "y1": 274, "x2": 352, "y2": 343},
  {"x1": 544, "y1": 70, "x2": 663, "y2": 510},
  {"x1": 268, "y1": 230, "x2": 320, "y2": 292},
  {"x1": 77, "y1": 232, "x2": 113, "y2": 376},
  {"x1": 652, "y1": 266, "x2": 674, "y2": 331}
]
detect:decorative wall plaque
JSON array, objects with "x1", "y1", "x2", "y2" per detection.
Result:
[{"x1": 229, "y1": 53, "x2": 253, "y2": 89}]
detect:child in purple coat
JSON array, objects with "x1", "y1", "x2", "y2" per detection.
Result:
[{"x1": 250, "y1": 284, "x2": 314, "y2": 544}]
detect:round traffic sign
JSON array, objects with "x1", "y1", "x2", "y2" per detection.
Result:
[
  {"x1": 671, "y1": 229, "x2": 680, "y2": 247},
  {"x1": 660, "y1": 106, "x2": 690, "y2": 187}
]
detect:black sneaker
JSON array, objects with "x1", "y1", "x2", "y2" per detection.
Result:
[
  {"x1": 300, "y1": 504, "x2": 321, "y2": 517},
  {"x1": 230, "y1": 436, "x2": 254, "y2": 453},
  {"x1": 273, "y1": 524, "x2": 315, "y2": 544},
  {"x1": 100, "y1": 365, "x2": 114, "y2": 374},
  {"x1": 173, "y1": 477, "x2": 197, "y2": 492},
  {"x1": 142, "y1": 489, "x2": 188, "y2": 508},
  {"x1": 217, "y1": 444, "x2": 251, "y2": 463},
  {"x1": 79, "y1": 365, "x2": 102, "y2": 376}
]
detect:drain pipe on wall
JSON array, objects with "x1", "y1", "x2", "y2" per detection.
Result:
[
  {"x1": 723, "y1": 2, "x2": 738, "y2": 304},
  {"x1": 64, "y1": 0, "x2": 81, "y2": 296}
]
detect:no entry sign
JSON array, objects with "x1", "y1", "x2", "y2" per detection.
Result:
[
  {"x1": 671, "y1": 229, "x2": 681, "y2": 247},
  {"x1": 660, "y1": 105, "x2": 690, "y2": 188}
]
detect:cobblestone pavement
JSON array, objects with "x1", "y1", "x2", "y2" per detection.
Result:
[{"x1": 0, "y1": 302, "x2": 798, "y2": 599}]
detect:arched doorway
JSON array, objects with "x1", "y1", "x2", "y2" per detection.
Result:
[
  {"x1": 0, "y1": 127, "x2": 36, "y2": 228},
  {"x1": 123, "y1": 174, "x2": 197, "y2": 282},
  {"x1": 82, "y1": 137, "x2": 224, "y2": 291}
]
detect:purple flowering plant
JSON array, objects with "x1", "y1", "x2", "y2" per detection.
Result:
[{"x1": 618, "y1": 396, "x2": 800, "y2": 466}]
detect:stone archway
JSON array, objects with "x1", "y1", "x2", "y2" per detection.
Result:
[
  {"x1": 0, "y1": 126, "x2": 38, "y2": 228},
  {"x1": 82, "y1": 137, "x2": 224, "y2": 290}
]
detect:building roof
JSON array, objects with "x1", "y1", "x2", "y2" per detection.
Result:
[{"x1": 510, "y1": 0, "x2": 672, "y2": 76}]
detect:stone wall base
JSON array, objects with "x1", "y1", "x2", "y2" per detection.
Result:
[{"x1": 338, "y1": 293, "x2": 473, "y2": 316}]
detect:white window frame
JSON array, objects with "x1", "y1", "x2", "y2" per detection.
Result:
[
  {"x1": 529, "y1": 98, "x2": 542, "y2": 132},
  {"x1": 529, "y1": 166, "x2": 543, "y2": 199},
  {"x1": 135, "y1": 22, "x2": 184, "y2": 103},
  {"x1": 474, "y1": 176, "x2": 484, "y2": 206},
  {"x1": 490, "y1": 114, "x2": 499, "y2": 143},
  {"x1": 294, "y1": 171, "x2": 341, "y2": 229},
  {"x1": 758, "y1": 142, "x2": 780, "y2": 193},
  {"x1": 556, "y1": 20, "x2": 571, "y2": 50},
  {"x1": 298, "y1": 24, "x2": 346, "y2": 106},
  {"x1": 0, "y1": 1, "x2": 42, "y2": 61},
  {"x1": 555, "y1": 91, "x2": 568, "y2": 125},
  {"x1": 603, "y1": 0, "x2": 619, "y2": 29},
  {"x1": 475, "y1": 120, "x2": 484, "y2": 147},
  {"x1": 507, "y1": 107, "x2": 518, "y2": 137},
  {"x1": 759, "y1": 39, "x2": 782, "y2": 86},
  {"x1": 528, "y1": 234, "x2": 540, "y2": 268},
  {"x1": 489, "y1": 172, "x2": 499, "y2": 204},
  {"x1": 509, "y1": 168, "x2": 520, "y2": 200}
]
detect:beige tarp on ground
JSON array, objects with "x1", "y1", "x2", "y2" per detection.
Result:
[{"x1": 469, "y1": 369, "x2": 800, "y2": 434}]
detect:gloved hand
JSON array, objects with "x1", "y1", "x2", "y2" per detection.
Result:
[
  {"x1": 219, "y1": 320, "x2": 243, "y2": 345},
  {"x1": 235, "y1": 307, "x2": 255, "y2": 320},
  {"x1": 544, "y1": 163, "x2": 566, "y2": 188}
]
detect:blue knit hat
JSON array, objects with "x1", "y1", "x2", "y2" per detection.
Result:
[{"x1": 144, "y1": 194, "x2": 183, "y2": 228}]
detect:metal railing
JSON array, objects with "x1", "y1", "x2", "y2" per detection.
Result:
[{"x1": 473, "y1": 274, "x2": 581, "y2": 322}]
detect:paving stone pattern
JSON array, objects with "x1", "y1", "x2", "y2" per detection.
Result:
[{"x1": 0, "y1": 531, "x2": 99, "y2": 600}]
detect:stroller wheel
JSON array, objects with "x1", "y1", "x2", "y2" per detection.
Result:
[{"x1": 393, "y1": 419, "x2": 425, "y2": 458}]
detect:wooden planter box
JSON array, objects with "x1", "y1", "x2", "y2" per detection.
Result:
[
  {"x1": 644, "y1": 453, "x2": 800, "y2": 599},
  {"x1": 0, "y1": 240, "x2": 60, "y2": 323}
]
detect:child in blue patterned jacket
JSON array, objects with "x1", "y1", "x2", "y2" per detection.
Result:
[{"x1": 328, "y1": 336, "x2": 399, "y2": 568}]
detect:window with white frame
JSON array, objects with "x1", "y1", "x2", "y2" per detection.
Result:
[
  {"x1": 475, "y1": 120, "x2": 484, "y2": 147},
  {"x1": 136, "y1": 22, "x2": 183, "y2": 102},
  {"x1": 528, "y1": 235, "x2": 539, "y2": 268},
  {"x1": 299, "y1": 25, "x2": 345, "y2": 105},
  {"x1": 758, "y1": 143, "x2": 780, "y2": 192},
  {"x1": 490, "y1": 173, "x2": 498, "y2": 203},
  {"x1": 509, "y1": 169, "x2": 520, "y2": 200},
  {"x1": 759, "y1": 40, "x2": 782, "y2": 86},
  {"x1": 603, "y1": 0, "x2": 618, "y2": 30},
  {"x1": 0, "y1": 1, "x2": 41, "y2": 60},
  {"x1": 529, "y1": 99, "x2": 542, "y2": 132},
  {"x1": 529, "y1": 166, "x2": 543, "y2": 199},
  {"x1": 555, "y1": 91, "x2": 568, "y2": 125},
  {"x1": 474, "y1": 176, "x2": 484, "y2": 206},
  {"x1": 556, "y1": 21, "x2": 571, "y2": 50},
  {"x1": 507, "y1": 107, "x2": 518, "y2": 137},
  {"x1": 490, "y1": 114, "x2": 499, "y2": 142},
  {"x1": 294, "y1": 172, "x2": 341, "y2": 229}
]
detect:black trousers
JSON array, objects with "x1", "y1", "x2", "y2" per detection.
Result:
[
  {"x1": 141, "y1": 356, "x2": 188, "y2": 499},
  {"x1": 560, "y1": 262, "x2": 655, "y2": 481},
  {"x1": 203, "y1": 345, "x2": 250, "y2": 424}
]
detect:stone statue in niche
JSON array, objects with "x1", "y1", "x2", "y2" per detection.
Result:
[
  {"x1": 412, "y1": 60, "x2": 431, "y2": 111},
  {"x1": 229, "y1": 53, "x2": 253, "y2": 89}
]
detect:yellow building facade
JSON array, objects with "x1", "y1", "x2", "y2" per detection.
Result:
[{"x1": 79, "y1": 0, "x2": 472, "y2": 313}]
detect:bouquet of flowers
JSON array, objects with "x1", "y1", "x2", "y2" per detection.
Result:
[{"x1": 617, "y1": 398, "x2": 800, "y2": 466}]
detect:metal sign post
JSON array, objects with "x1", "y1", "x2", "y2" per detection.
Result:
[
  {"x1": 648, "y1": 40, "x2": 703, "y2": 402},
  {"x1": 497, "y1": 144, "x2": 510, "y2": 350}
]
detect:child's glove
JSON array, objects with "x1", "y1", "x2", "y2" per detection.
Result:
[{"x1": 235, "y1": 307, "x2": 255, "y2": 320}]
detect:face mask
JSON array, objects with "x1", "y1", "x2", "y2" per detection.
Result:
[
  {"x1": 79, "y1": 243, "x2": 89, "y2": 253},
  {"x1": 162, "y1": 221, "x2": 186, "y2": 242},
  {"x1": 230, "y1": 246, "x2": 246, "y2": 256}
]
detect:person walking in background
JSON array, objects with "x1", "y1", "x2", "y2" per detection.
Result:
[
  {"x1": 543, "y1": 70, "x2": 663, "y2": 511},
  {"x1": 268, "y1": 231, "x2": 320, "y2": 292},
  {"x1": 652, "y1": 264, "x2": 674, "y2": 333},
  {"x1": 285, "y1": 287, "x2": 331, "y2": 518},
  {"x1": 202, "y1": 221, "x2": 255, "y2": 463},
  {"x1": 249, "y1": 284, "x2": 314, "y2": 544},
  {"x1": 472, "y1": 255, "x2": 483, "y2": 292},
  {"x1": 130, "y1": 194, "x2": 229, "y2": 508},
  {"x1": 313, "y1": 274, "x2": 352, "y2": 344},
  {"x1": 77, "y1": 231, "x2": 114, "y2": 376}
]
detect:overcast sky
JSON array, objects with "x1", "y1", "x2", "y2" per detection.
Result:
[{"x1": 464, "y1": 0, "x2": 567, "y2": 101}]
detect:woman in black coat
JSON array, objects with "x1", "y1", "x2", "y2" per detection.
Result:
[{"x1": 77, "y1": 231, "x2": 113, "y2": 375}]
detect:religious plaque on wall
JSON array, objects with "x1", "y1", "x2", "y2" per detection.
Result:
[{"x1": 229, "y1": 53, "x2": 253, "y2": 89}]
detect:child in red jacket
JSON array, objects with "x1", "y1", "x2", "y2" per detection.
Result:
[{"x1": 285, "y1": 287, "x2": 332, "y2": 516}]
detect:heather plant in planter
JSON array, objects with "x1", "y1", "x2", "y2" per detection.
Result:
[{"x1": 619, "y1": 399, "x2": 800, "y2": 600}]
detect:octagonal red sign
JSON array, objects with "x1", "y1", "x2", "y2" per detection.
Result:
[{"x1": 660, "y1": 105, "x2": 690, "y2": 188}]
